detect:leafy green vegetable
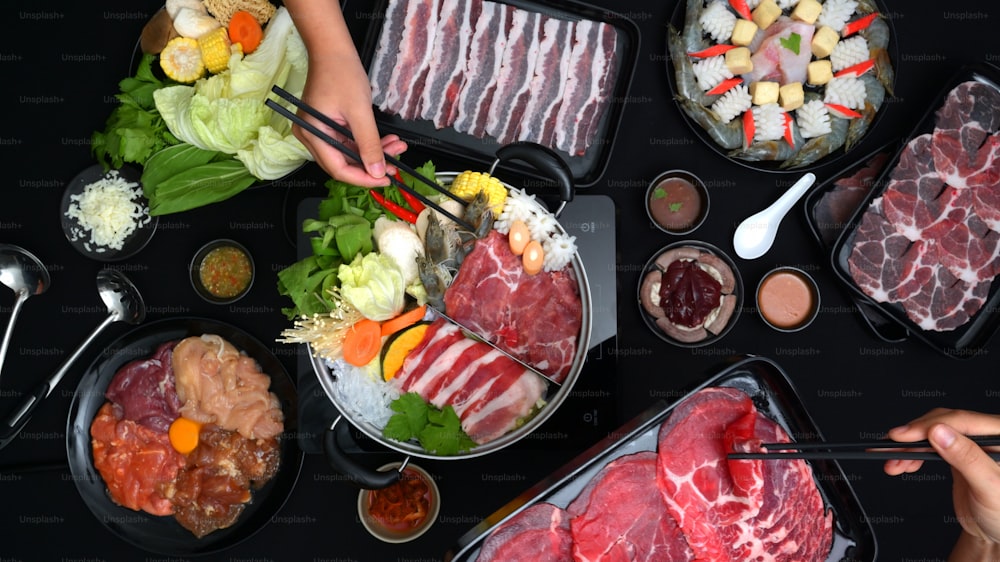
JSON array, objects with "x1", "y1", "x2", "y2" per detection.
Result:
[
  {"x1": 653, "y1": 186, "x2": 667, "y2": 199},
  {"x1": 383, "y1": 392, "x2": 476, "y2": 455},
  {"x1": 152, "y1": 8, "x2": 310, "y2": 181},
  {"x1": 338, "y1": 252, "x2": 405, "y2": 321},
  {"x1": 91, "y1": 54, "x2": 178, "y2": 169},
  {"x1": 779, "y1": 32, "x2": 801, "y2": 55},
  {"x1": 669, "y1": 201, "x2": 684, "y2": 212},
  {"x1": 277, "y1": 214, "x2": 374, "y2": 319},
  {"x1": 276, "y1": 159, "x2": 438, "y2": 319}
]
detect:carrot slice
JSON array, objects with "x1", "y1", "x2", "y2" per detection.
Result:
[
  {"x1": 169, "y1": 417, "x2": 202, "y2": 455},
  {"x1": 228, "y1": 10, "x2": 263, "y2": 54},
  {"x1": 508, "y1": 220, "x2": 531, "y2": 256},
  {"x1": 343, "y1": 318, "x2": 383, "y2": 366},
  {"x1": 380, "y1": 305, "x2": 428, "y2": 337}
]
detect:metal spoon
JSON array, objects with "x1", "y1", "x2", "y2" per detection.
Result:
[
  {"x1": 0, "y1": 269, "x2": 145, "y2": 450},
  {"x1": 0, "y1": 245, "x2": 50, "y2": 381},
  {"x1": 732, "y1": 173, "x2": 817, "y2": 260}
]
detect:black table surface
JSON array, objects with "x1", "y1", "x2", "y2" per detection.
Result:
[{"x1": 2, "y1": 0, "x2": 997, "y2": 560}]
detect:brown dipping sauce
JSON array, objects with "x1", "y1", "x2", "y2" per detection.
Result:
[
  {"x1": 648, "y1": 177, "x2": 703, "y2": 232},
  {"x1": 757, "y1": 269, "x2": 818, "y2": 330}
]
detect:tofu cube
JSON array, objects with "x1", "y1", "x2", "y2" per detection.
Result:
[
  {"x1": 791, "y1": 0, "x2": 823, "y2": 24},
  {"x1": 807, "y1": 60, "x2": 834, "y2": 85},
  {"x1": 724, "y1": 47, "x2": 754, "y2": 75},
  {"x1": 750, "y1": 81, "x2": 780, "y2": 105},
  {"x1": 752, "y1": 0, "x2": 782, "y2": 30},
  {"x1": 731, "y1": 19, "x2": 759, "y2": 47},
  {"x1": 811, "y1": 25, "x2": 840, "y2": 58},
  {"x1": 779, "y1": 82, "x2": 805, "y2": 110}
]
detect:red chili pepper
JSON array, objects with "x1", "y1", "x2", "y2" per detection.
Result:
[
  {"x1": 688, "y1": 44, "x2": 738, "y2": 59},
  {"x1": 394, "y1": 177, "x2": 426, "y2": 215},
  {"x1": 728, "y1": 0, "x2": 753, "y2": 20},
  {"x1": 742, "y1": 109, "x2": 755, "y2": 148},
  {"x1": 842, "y1": 12, "x2": 878, "y2": 37},
  {"x1": 834, "y1": 59, "x2": 875, "y2": 78},
  {"x1": 706, "y1": 77, "x2": 743, "y2": 96},
  {"x1": 369, "y1": 190, "x2": 419, "y2": 223},
  {"x1": 782, "y1": 113, "x2": 795, "y2": 147},
  {"x1": 825, "y1": 103, "x2": 863, "y2": 119}
]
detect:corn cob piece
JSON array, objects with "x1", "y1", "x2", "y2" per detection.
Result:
[
  {"x1": 159, "y1": 37, "x2": 205, "y2": 83},
  {"x1": 450, "y1": 171, "x2": 508, "y2": 217},
  {"x1": 197, "y1": 27, "x2": 232, "y2": 74}
]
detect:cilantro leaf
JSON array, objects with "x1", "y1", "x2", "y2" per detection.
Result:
[
  {"x1": 382, "y1": 393, "x2": 430, "y2": 442},
  {"x1": 653, "y1": 186, "x2": 667, "y2": 199},
  {"x1": 779, "y1": 33, "x2": 801, "y2": 55},
  {"x1": 382, "y1": 393, "x2": 476, "y2": 455},
  {"x1": 669, "y1": 202, "x2": 684, "y2": 212},
  {"x1": 419, "y1": 406, "x2": 476, "y2": 455}
]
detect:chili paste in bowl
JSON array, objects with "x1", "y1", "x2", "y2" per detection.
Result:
[{"x1": 190, "y1": 239, "x2": 255, "y2": 304}]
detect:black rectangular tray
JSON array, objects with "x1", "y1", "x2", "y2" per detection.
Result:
[
  {"x1": 443, "y1": 356, "x2": 877, "y2": 562},
  {"x1": 803, "y1": 140, "x2": 909, "y2": 343},
  {"x1": 348, "y1": 0, "x2": 640, "y2": 187},
  {"x1": 830, "y1": 62, "x2": 1000, "y2": 358}
]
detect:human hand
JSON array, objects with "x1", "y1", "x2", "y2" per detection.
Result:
[
  {"x1": 293, "y1": 51, "x2": 407, "y2": 187},
  {"x1": 885, "y1": 408, "x2": 1000, "y2": 546}
]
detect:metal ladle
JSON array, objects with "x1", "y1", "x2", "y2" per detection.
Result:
[
  {"x1": 0, "y1": 245, "x2": 50, "y2": 381},
  {"x1": 0, "y1": 269, "x2": 145, "y2": 450}
]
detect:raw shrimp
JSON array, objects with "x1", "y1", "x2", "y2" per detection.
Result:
[
  {"x1": 681, "y1": 0, "x2": 710, "y2": 52},
  {"x1": 676, "y1": 96, "x2": 744, "y2": 150},
  {"x1": 462, "y1": 191, "x2": 495, "y2": 240},
  {"x1": 846, "y1": 73, "x2": 886, "y2": 150},
  {"x1": 862, "y1": 16, "x2": 894, "y2": 95},
  {"x1": 669, "y1": 27, "x2": 715, "y2": 107},
  {"x1": 417, "y1": 257, "x2": 449, "y2": 311},
  {"x1": 781, "y1": 115, "x2": 849, "y2": 169},
  {"x1": 424, "y1": 211, "x2": 463, "y2": 271}
]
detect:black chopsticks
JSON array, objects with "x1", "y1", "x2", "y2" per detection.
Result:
[
  {"x1": 264, "y1": 85, "x2": 475, "y2": 231},
  {"x1": 264, "y1": 88, "x2": 476, "y2": 232},
  {"x1": 727, "y1": 435, "x2": 1000, "y2": 461}
]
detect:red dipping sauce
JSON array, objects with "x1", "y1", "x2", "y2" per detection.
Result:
[{"x1": 366, "y1": 467, "x2": 433, "y2": 532}]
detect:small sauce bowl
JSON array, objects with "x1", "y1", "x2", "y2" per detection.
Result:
[
  {"x1": 358, "y1": 462, "x2": 440, "y2": 543},
  {"x1": 190, "y1": 239, "x2": 254, "y2": 304},
  {"x1": 756, "y1": 267, "x2": 821, "y2": 332},
  {"x1": 645, "y1": 170, "x2": 710, "y2": 235}
]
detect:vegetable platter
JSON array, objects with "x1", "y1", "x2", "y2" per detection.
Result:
[
  {"x1": 91, "y1": 0, "x2": 311, "y2": 216},
  {"x1": 276, "y1": 144, "x2": 593, "y2": 481},
  {"x1": 667, "y1": 0, "x2": 896, "y2": 172}
]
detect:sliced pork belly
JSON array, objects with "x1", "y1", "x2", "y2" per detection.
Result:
[
  {"x1": 379, "y1": 0, "x2": 439, "y2": 119},
  {"x1": 453, "y1": 1, "x2": 511, "y2": 137},
  {"x1": 419, "y1": 0, "x2": 481, "y2": 128},
  {"x1": 553, "y1": 20, "x2": 618, "y2": 156},
  {"x1": 392, "y1": 318, "x2": 547, "y2": 444},
  {"x1": 368, "y1": 0, "x2": 408, "y2": 108},
  {"x1": 517, "y1": 17, "x2": 574, "y2": 146},
  {"x1": 485, "y1": 9, "x2": 543, "y2": 144}
]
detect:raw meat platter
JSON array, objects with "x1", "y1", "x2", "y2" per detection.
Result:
[
  {"x1": 804, "y1": 140, "x2": 909, "y2": 343},
  {"x1": 352, "y1": 0, "x2": 640, "y2": 187},
  {"x1": 831, "y1": 63, "x2": 1000, "y2": 357},
  {"x1": 443, "y1": 356, "x2": 876, "y2": 561}
]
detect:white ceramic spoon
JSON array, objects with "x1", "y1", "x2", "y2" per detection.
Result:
[{"x1": 733, "y1": 173, "x2": 817, "y2": 260}]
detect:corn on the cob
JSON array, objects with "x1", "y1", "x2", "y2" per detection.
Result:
[
  {"x1": 197, "y1": 27, "x2": 232, "y2": 74},
  {"x1": 450, "y1": 171, "x2": 508, "y2": 217},
  {"x1": 159, "y1": 37, "x2": 205, "y2": 83}
]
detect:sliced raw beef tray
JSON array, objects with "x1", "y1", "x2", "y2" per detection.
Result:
[
  {"x1": 804, "y1": 140, "x2": 909, "y2": 343},
  {"x1": 831, "y1": 63, "x2": 1000, "y2": 357},
  {"x1": 443, "y1": 356, "x2": 876, "y2": 562},
  {"x1": 351, "y1": 0, "x2": 639, "y2": 187}
]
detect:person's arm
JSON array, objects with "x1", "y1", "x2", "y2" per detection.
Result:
[
  {"x1": 283, "y1": 0, "x2": 406, "y2": 186},
  {"x1": 950, "y1": 531, "x2": 1000, "y2": 562},
  {"x1": 885, "y1": 408, "x2": 1000, "y2": 562}
]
